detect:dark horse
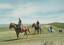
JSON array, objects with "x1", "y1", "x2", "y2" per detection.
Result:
[
  {"x1": 32, "y1": 23, "x2": 41, "y2": 34},
  {"x1": 9, "y1": 23, "x2": 30, "y2": 39}
]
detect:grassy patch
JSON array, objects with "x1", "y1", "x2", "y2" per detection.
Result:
[{"x1": 0, "y1": 25, "x2": 64, "y2": 45}]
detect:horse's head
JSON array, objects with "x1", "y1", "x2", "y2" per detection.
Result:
[
  {"x1": 32, "y1": 23, "x2": 35, "y2": 27},
  {"x1": 9, "y1": 23, "x2": 16, "y2": 29}
]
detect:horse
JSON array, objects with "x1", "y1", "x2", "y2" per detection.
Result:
[
  {"x1": 9, "y1": 23, "x2": 30, "y2": 39},
  {"x1": 32, "y1": 23, "x2": 41, "y2": 34}
]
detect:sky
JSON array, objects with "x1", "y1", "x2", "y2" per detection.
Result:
[{"x1": 0, "y1": 0, "x2": 64, "y2": 24}]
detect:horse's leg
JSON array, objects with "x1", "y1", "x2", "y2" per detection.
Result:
[
  {"x1": 37, "y1": 29, "x2": 39, "y2": 34},
  {"x1": 16, "y1": 32, "x2": 19, "y2": 39},
  {"x1": 40, "y1": 28, "x2": 41, "y2": 34},
  {"x1": 36, "y1": 29, "x2": 39, "y2": 34},
  {"x1": 27, "y1": 28, "x2": 30, "y2": 33},
  {"x1": 24, "y1": 31, "x2": 28, "y2": 38},
  {"x1": 34, "y1": 29, "x2": 36, "y2": 34}
]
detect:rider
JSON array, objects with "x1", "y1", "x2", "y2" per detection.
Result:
[
  {"x1": 18, "y1": 18, "x2": 22, "y2": 30},
  {"x1": 36, "y1": 20, "x2": 39, "y2": 25},
  {"x1": 36, "y1": 20, "x2": 40, "y2": 27}
]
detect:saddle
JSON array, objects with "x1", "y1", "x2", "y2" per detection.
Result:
[
  {"x1": 36, "y1": 24, "x2": 40, "y2": 28},
  {"x1": 20, "y1": 26, "x2": 27, "y2": 32}
]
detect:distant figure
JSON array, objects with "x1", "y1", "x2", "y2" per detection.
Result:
[
  {"x1": 59, "y1": 28, "x2": 62, "y2": 32},
  {"x1": 50, "y1": 26, "x2": 52, "y2": 32},
  {"x1": 48, "y1": 26, "x2": 55, "y2": 32},
  {"x1": 48, "y1": 26, "x2": 53, "y2": 32}
]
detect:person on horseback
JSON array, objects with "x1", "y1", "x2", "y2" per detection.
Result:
[
  {"x1": 36, "y1": 20, "x2": 40, "y2": 28},
  {"x1": 18, "y1": 18, "x2": 22, "y2": 30}
]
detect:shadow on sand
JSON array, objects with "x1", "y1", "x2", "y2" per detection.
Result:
[
  {"x1": 28, "y1": 33, "x2": 36, "y2": 35},
  {"x1": 0, "y1": 38, "x2": 19, "y2": 42},
  {"x1": 28, "y1": 33, "x2": 41, "y2": 35}
]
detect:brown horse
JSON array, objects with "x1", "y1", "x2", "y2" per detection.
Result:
[
  {"x1": 32, "y1": 23, "x2": 41, "y2": 34},
  {"x1": 9, "y1": 23, "x2": 30, "y2": 39}
]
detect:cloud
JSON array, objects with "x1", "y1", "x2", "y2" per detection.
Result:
[
  {"x1": 0, "y1": 0, "x2": 64, "y2": 24},
  {"x1": 8, "y1": 4, "x2": 38, "y2": 17},
  {"x1": 0, "y1": 3, "x2": 14, "y2": 9},
  {"x1": 8, "y1": 2, "x2": 64, "y2": 17}
]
